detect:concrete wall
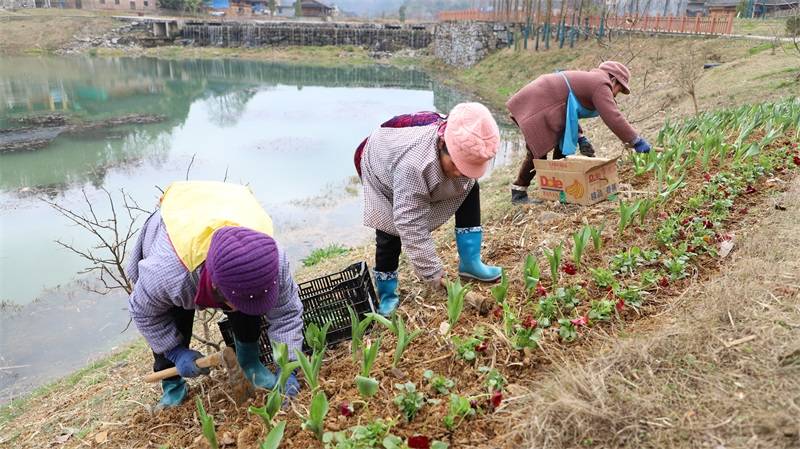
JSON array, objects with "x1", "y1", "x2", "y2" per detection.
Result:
[
  {"x1": 432, "y1": 21, "x2": 506, "y2": 68},
  {"x1": 181, "y1": 21, "x2": 432, "y2": 51}
]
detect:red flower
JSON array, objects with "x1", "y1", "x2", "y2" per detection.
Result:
[
  {"x1": 615, "y1": 298, "x2": 625, "y2": 312},
  {"x1": 535, "y1": 283, "x2": 548, "y2": 297},
  {"x1": 562, "y1": 262, "x2": 578, "y2": 275},
  {"x1": 571, "y1": 315, "x2": 589, "y2": 326},
  {"x1": 490, "y1": 391, "x2": 503, "y2": 409},
  {"x1": 339, "y1": 402, "x2": 354, "y2": 417},
  {"x1": 522, "y1": 315, "x2": 538, "y2": 330},
  {"x1": 745, "y1": 185, "x2": 757, "y2": 194},
  {"x1": 475, "y1": 340, "x2": 489, "y2": 353},
  {"x1": 703, "y1": 173, "x2": 711, "y2": 182},
  {"x1": 408, "y1": 436, "x2": 431, "y2": 449},
  {"x1": 793, "y1": 155, "x2": 800, "y2": 166},
  {"x1": 658, "y1": 276, "x2": 669, "y2": 288},
  {"x1": 739, "y1": 207, "x2": 749, "y2": 215},
  {"x1": 681, "y1": 217, "x2": 692, "y2": 226},
  {"x1": 492, "y1": 306, "x2": 503, "y2": 320},
  {"x1": 703, "y1": 219, "x2": 714, "y2": 229}
]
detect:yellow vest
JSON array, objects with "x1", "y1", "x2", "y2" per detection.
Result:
[{"x1": 160, "y1": 181, "x2": 274, "y2": 270}]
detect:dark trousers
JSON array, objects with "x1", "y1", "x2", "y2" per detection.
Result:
[
  {"x1": 375, "y1": 182, "x2": 481, "y2": 272},
  {"x1": 513, "y1": 144, "x2": 565, "y2": 188},
  {"x1": 152, "y1": 307, "x2": 262, "y2": 380}
]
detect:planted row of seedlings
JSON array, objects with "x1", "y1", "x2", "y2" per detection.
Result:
[{"x1": 189, "y1": 98, "x2": 800, "y2": 449}]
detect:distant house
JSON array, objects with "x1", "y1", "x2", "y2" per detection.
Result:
[
  {"x1": 699, "y1": 0, "x2": 797, "y2": 17},
  {"x1": 686, "y1": 0, "x2": 707, "y2": 16},
  {"x1": 298, "y1": 0, "x2": 333, "y2": 17},
  {"x1": 705, "y1": 0, "x2": 738, "y2": 15}
]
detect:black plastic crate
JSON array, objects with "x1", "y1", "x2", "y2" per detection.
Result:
[{"x1": 218, "y1": 261, "x2": 378, "y2": 366}]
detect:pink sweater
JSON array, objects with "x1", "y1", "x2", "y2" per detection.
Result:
[{"x1": 506, "y1": 68, "x2": 639, "y2": 157}]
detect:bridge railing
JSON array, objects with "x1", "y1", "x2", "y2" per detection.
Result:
[{"x1": 437, "y1": 9, "x2": 735, "y2": 36}]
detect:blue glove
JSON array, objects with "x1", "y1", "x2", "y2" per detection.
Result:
[
  {"x1": 165, "y1": 347, "x2": 210, "y2": 378},
  {"x1": 632, "y1": 136, "x2": 651, "y2": 153}
]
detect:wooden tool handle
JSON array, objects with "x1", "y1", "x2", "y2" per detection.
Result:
[
  {"x1": 439, "y1": 278, "x2": 492, "y2": 315},
  {"x1": 143, "y1": 351, "x2": 224, "y2": 383}
]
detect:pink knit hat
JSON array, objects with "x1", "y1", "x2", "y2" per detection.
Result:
[
  {"x1": 443, "y1": 102, "x2": 500, "y2": 179},
  {"x1": 598, "y1": 61, "x2": 631, "y2": 94}
]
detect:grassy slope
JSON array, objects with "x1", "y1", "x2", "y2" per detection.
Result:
[{"x1": 1, "y1": 25, "x2": 799, "y2": 448}]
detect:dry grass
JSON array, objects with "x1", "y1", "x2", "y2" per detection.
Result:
[
  {"x1": 500, "y1": 179, "x2": 800, "y2": 449},
  {"x1": 0, "y1": 9, "x2": 116, "y2": 55}
]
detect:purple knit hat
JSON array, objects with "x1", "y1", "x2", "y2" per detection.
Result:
[{"x1": 205, "y1": 226, "x2": 280, "y2": 316}]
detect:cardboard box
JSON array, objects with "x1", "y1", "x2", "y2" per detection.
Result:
[{"x1": 533, "y1": 155, "x2": 620, "y2": 206}]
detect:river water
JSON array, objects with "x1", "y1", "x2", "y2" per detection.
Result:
[{"x1": 0, "y1": 56, "x2": 523, "y2": 403}]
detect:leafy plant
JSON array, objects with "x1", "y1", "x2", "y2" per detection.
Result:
[
  {"x1": 589, "y1": 267, "x2": 616, "y2": 289},
  {"x1": 423, "y1": 370, "x2": 455, "y2": 395},
  {"x1": 322, "y1": 419, "x2": 394, "y2": 449},
  {"x1": 479, "y1": 366, "x2": 507, "y2": 393},
  {"x1": 663, "y1": 255, "x2": 690, "y2": 280},
  {"x1": 552, "y1": 286, "x2": 582, "y2": 309},
  {"x1": 259, "y1": 421, "x2": 286, "y2": 449},
  {"x1": 557, "y1": 318, "x2": 578, "y2": 342},
  {"x1": 512, "y1": 321, "x2": 542, "y2": 350},
  {"x1": 490, "y1": 268, "x2": 509, "y2": 304},
  {"x1": 248, "y1": 387, "x2": 283, "y2": 429},
  {"x1": 445, "y1": 279, "x2": 471, "y2": 332},
  {"x1": 302, "y1": 390, "x2": 329, "y2": 441},
  {"x1": 610, "y1": 247, "x2": 661, "y2": 276},
  {"x1": 393, "y1": 382, "x2": 426, "y2": 422},
  {"x1": 196, "y1": 397, "x2": 219, "y2": 449},
  {"x1": 535, "y1": 296, "x2": 558, "y2": 328},
  {"x1": 294, "y1": 348, "x2": 324, "y2": 392},
  {"x1": 617, "y1": 200, "x2": 640, "y2": 235},
  {"x1": 348, "y1": 305, "x2": 374, "y2": 363},
  {"x1": 572, "y1": 226, "x2": 592, "y2": 266},
  {"x1": 272, "y1": 342, "x2": 301, "y2": 392},
  {"x1": 443, "y1": 394, "x2": 476, "y2": 431},
  {"x1": 302, "y1": 243, "x2": 350, "y2": 267},
  {"x1": 355, "y1": 337, "x2": 382, "y2": 399},
  {"x1": 543, "y1": 244, "x2": 563, "y2": 283},
  {"x1": 615, "y1": 285, "x2": 643, "y2": 308},
  {"x1": 451, "y1": 333, "x2": 484, "y2": 362},
  {"x1": 588, "y1": 299, "x2": 615, "y2": 322},
  {"x1": 305, "y1": 322, "x2": 331, "y2": 354},
  {"x1": 368, "y1": 313, "x2": 422, "y2": 369},
  {"x1": 523, "y1": 254, "x2": 541, "y2": 293},
  {"x1": 637, "y1": 198, "x2": 656, "y2": 225},
  {"x1": 590, "y1": 224, "x2": 604, "y2": 251}
]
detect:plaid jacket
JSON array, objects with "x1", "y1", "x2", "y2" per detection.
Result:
[
  {"x1": 126, "y1": 210, "x2": 304, "y2": 356},
  {"x1": 360, "y1": 123, "x2": 474, "y2": 283}
]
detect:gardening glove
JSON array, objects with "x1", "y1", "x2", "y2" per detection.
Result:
[
  {"x1": 234, "y1": 338, "x2": 277, "y2": 390},
  {"x1": 164, "y1": 347, "x2": 210, "y2": 378},
  {"x1": 578, "y1": 136, "x2": 595, "y2": 157},
  {"x1": 632, "y1": 136, "x2": 652, "y2": 154}
]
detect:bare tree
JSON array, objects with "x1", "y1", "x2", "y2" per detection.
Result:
[{"x1": 672, "y1": 43, "x2": 704, "y2": 116}]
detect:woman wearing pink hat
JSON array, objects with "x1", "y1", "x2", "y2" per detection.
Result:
[
  {"x1": 127, "y1": 181, "x2": 304, "y2": 409},
  {"x1": 506, "y1": 60, "x2": 652, "y2": 204},
  {"x1": 355, "y1": 102, "x2": 503, "y2": 316}
]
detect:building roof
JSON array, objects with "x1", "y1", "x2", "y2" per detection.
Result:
[{"x1": 301, "y1": 0, "x2": 332, "y2": 9}]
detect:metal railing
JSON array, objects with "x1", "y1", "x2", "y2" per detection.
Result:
[{"x1": 438, "y1": 9, "x2": 735, "y2": 36}]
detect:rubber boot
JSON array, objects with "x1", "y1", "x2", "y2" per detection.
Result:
[
  {"x1": 157, "y1": 378, "x2": 188, "y2": 410},
  {"x1": 456, "y1": 227, "x2": 502, "y2": 282},
  {"x1": 511, "y1": 188, "x2": 542, "y2": 205},
  {"x1": 234, "y1": 338, "x2": 277, "y2": 390},
  {"x1": 374, "y1": 270, "x2": 400, "y2": 316}
]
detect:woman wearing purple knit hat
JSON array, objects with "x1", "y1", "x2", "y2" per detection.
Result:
[
  {"x1": 354, "y1": 102, "x2": 504, "y2": 316},
  {"x1": 506, "y1": 60, "x2": 652, "y2": 204},
  {"x1": 127, "y1": 181, "x2": 304, "y2": 409}
]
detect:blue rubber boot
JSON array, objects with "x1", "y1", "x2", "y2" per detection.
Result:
[
  {"x1": 234, "y1": 338, "x2": 277, "y2": 390},
  {"x1": 157, "y1": 378, "x2": 188, "y2": 410},
  {"x1": 456, "y1": 227, "x2": 502, "y2": 282},
  {"x1": 374, "y1": 270, "x2": 400, "y2": 316}
]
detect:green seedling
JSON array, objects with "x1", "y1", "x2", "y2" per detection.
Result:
[
  {"x1": 304, "y1": 322, "x2": 331, "y2": 354},
  {"x1": 615, "y1": 285, "x2": 643, "y2": 308},
  {"x1": 523, "y1": 254, "x2": 541, "y2": 293},
  {"x1": 248, "y1": 387, "x2": 282, "y2": 429},
  {"x1": 445, "y1": 279, "x2": 471, "y2": 332},
  {"x1": 302, "y1": 390, "x2": 329, "y2": 441},
  {"x1": 348, "y1": 305, "x2": 373, "y2": 363},
  {"x1": 552, "y1": 286, "x2": 582, "y2": 309},
  {"x1": 368, "y1": 312, "x2": 422, "y2": 369},
  {"x1": 572, "y1": 226, "x2": 592, "y2": 266},
  {"x1": 543, "y1": 244, "x2": 563, "y2": 283},
  {"x1": 663, "y1": 255, "x2": 690, "y2": 280},
  {"x1": 479, "y1": 366, "x2": 507, "y2": 393},
  {"x1": 392, "y1": 382, "x2": 426, "y2": 422},
  {"x1": 443, "y1": 394, "x2": 476, "y2": 431},
  {"x1": 355, "y1": 337, "x2": 382, "y2": 399},
  {"x1": 637, "y1": 198, "x2": 656, "y2": 225},
  {"x1": 259, "y1": 421, "x2": 286, "y2": 449},
  {"x1": 423, "y1": 370, "x2": 455, "y2": 395},
  {"x1": 490, "y1": 268, "x2": 509, "y2": 304},
  {"x1": 323, "y1": 419, "x2": 395, "y2": 449},
  {"x1": 535, "y1": 296, "x2": 558, "y2": 328},
  {"x1": 557, "y1": 318, "x2": 578, "y2": 342},
  {"x1": 451, "y1": 333, "x2": 483, "y2": 362},
  {"x1": 272, "y1": 342, "x2": 301, "y2": 393},
  {"x1": 588, "y1": 299, "x2": 615, "y2": 322},
  {"x1": 618, "y1": 200, "x2": 640, "y2": 235},
  {"x1": 195, "y1": 397, "x2": 219, "y2": 449},
  {"x1": 590, "y1": 224, "x2": 604, "y2": 251},
  {"x1": 589, "y1": 267, "x2": 616, "y2": 289},
  {"x1": 294, "y1": 349, "x2": 324, "y2": 392}
]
